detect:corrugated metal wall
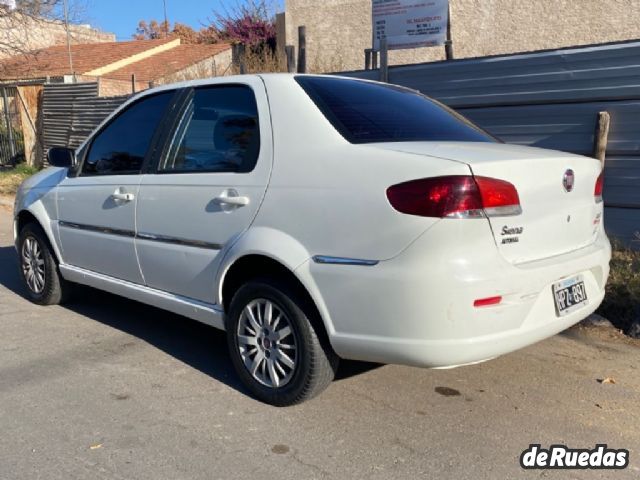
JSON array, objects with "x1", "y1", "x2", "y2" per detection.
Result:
[
  {"x1": 337, "y1": 40, "x2": 640, "y2": 245},
  {"x1": 41, "y1": 83, "x2": 128, "y2": 157}
]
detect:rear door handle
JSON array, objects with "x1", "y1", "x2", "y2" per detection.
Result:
[
  {"x1": 214, "y1": 189, "x2": 250, "y2": 207},
  {"x1": 111, "y1": 188, "x2": 135, "y2": 202}
]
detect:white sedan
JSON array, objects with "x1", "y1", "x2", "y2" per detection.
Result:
[{"x1": 13, "y1": 74, "x2": 610, "y2": 405}]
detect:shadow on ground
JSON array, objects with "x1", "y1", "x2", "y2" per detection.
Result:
[{"x1": 0, "y1": 246, "x2": 380, "y2": 397}]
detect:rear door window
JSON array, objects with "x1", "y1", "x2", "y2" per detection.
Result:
[
  {"x1": 295, "y1": 76, "x2": 496, "y2": 144},
  {"x1": 159, "y1": 85, "x2": 260, "y2": 174}
]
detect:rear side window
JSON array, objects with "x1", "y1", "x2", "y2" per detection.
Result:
[
  {"x1": 159, "y1": 85, "x2": 260, "y2": 173},
  {"x1": 83, "y1": 91, "x2": 174, "y2": 175},
  {"x1": 295, "y1": 76, "x2": 496, "y2": 144}
]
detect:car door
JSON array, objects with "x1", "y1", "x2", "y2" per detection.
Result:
[
  {"x1": 56, "y1": 90, "x2": 176, "y2": 283},
  {"x1": 135, "y1": 78, "x2": 272, "y2": 303}
]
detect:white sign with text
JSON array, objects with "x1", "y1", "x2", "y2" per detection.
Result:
[{"x1": 372, "y1": 0, "x2": 448, "y2": 50}]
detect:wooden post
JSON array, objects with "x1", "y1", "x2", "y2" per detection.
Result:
[
  {"x1": 297, "y1": 26, "x2": 307, "y2": 73},
  {"x1": 594, "y1": 111, "x2": 611, "y2": 167},
  {"x1": 131, "y1": 74, "x2": 136, "y2": 94},
  {"x1": 232, "y1": 44, "x2": 247, "y2": 74},
  {"x1": 445, "y1": 3, "x2": 454, "y2": 60},
  {"x1": 285, "y1": 45, "x2": 296, "y2": 73},
  {"x1": 379, "y1": 36, "x2": 389, "y2": 83},
  {"x1": 239, "y1": 44, "x2": 246, "y2": 74},
  {"x1": 16, "y1": 86, "x2": 38, "y2": 167},
  {"x1": 231, "y1": 44, "x2": 239, "y2": 71}
]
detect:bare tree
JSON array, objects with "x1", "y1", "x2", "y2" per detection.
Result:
[{"x1": 0, "y1": 0, "x2": 87, "y2": 71}]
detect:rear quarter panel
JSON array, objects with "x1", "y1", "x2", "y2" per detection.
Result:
[{"x1": 256, "y1": 75, "x2": 471, "y2": 262}]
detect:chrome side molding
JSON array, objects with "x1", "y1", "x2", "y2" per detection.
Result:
[
  {"x1": 59, "y1": 221, "x2": 221, "y2": 250},
  {"x1": 312, "y1": 255, "x2": 379, "y2": 266},
  {"x1": 136, "y1": 232, "x2": 222, "y2": 250},
  {"x1": 59, "y1": 221, "x2": 135, "y2": 238}
]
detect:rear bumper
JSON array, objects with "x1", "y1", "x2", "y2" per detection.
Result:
[{"x1": 298, "y1": 220, "x2": 611, "y2": 368}]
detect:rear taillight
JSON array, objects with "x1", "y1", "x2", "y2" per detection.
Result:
[
  {"x1": 386, "y1": 175, "x2": 521, "y2": 218},
  {"x1": 594, "y1": 172, "x2": 604, "y2": 203}
]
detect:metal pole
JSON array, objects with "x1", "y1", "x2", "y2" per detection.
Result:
[
  {"x1": 2, "y1": 87, "x2": 16, "y2": 158},
  {"x1": 445, "y1": 3, "x2": 454, "y2": 60},
  {"x1": 379, "y1": 36, "x2": 388, "y2": 83},
  {"x1": 163, "y1": 0, "x2": 169, "y2": 38},
  {"x1": 62, "y1": 0, "x2": 74, "y2": 78}
]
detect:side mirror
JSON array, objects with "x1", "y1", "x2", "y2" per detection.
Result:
[{"x1": 47, "y1": 147, "x2": 77, "y2": 168}]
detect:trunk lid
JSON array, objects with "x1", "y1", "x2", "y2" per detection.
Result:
[{"x1": 372, "y1": 142, "x2": 604, "y2": 264}]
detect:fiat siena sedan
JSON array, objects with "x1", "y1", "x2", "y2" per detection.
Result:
[{"x1": 14, "y1": 74, "x2": 610, "y2": 405}]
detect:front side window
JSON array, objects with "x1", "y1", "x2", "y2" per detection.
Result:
[
  {"x1": 295, "y1": 76, "x2": 497, "y2": 144},
  {"x1": 83, "y1": 91, "x2": 174, "y2": 175},
  {"x1": 159, "y1": 85, "x2": 260, "y2": 173}
]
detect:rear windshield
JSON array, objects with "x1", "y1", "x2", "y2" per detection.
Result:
[{"x1": 295, "y1": 76, "x2": 497, "y2": 144}]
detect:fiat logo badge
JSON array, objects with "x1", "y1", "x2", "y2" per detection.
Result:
[{"x1": 563, "y1": 169, "x2": 575, "y2": 192}]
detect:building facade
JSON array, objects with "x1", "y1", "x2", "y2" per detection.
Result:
[{"x1": 280, "y1": 0, "x2": 640, "y2": 72}]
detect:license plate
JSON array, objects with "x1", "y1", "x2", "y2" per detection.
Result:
[{"x1": 553, "y1": 275, "x2": 588, "y2": 316}]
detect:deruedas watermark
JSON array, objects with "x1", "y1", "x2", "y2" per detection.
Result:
[{"x1": 520, "y1": 444, "x2": 629, "y2": 469}]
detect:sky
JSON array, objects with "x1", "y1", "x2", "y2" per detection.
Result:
[{"x1": 83, "y1": 0, "x2": 282, "y2": 41}]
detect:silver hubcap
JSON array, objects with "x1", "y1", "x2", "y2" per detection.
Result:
[
  {"x1": 21, "y1": 236, "x2": 45, "y2": 294},
  {"x1": 237, "y1": 299, "x2": 298, "y2": 388}
]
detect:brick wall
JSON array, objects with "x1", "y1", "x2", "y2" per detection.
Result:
[{"x1": 0, "y1": 12, "x2": 114, "y2": 59}]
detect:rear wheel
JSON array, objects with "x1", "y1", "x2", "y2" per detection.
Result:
[
  {"x1": 226, "y1": 278, "x2": 338, "y2": 406},
  {"x1": 17, "y1": 222, "x2": 71, "y2": 305}
]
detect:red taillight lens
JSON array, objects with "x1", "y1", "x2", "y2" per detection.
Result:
[
  {"x1": 386, "y1": 176, "x2": 481, "y2": 218},
  {"x1": 594, "y1": 172, "x2": 604, "y2": 203},
  {"x1": 474, "y1": 176, "x2": 521, "y2": 215},
  {"x1": 386, "y1": 175, "x2": 521, "y2": 218}
]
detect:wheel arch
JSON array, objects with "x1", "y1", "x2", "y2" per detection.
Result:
[
  {"x1": 15, "y1": 206, "x2": 63, "y2": 263},
  {"x1": 217, "y1": 228, "x2": 336, "y2": 345}
]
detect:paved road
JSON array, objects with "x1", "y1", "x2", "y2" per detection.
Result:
[{"x1": 1, "y1": 206, "x2": 639, "y2": 479}]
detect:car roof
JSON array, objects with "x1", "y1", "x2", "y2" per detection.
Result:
[{"x1": 132, "y1": 73, "x2": 374, "y2": 99}]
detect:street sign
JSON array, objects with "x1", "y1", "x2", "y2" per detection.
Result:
[{"x1": 372, "y1": 0, "x2": 449, "y2": 51}]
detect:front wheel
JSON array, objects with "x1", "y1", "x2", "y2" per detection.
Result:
[
  {"x1": 17, "y1": 222, "x2": 71, "y2": 305},
  {"x1": 226, "y1": 278, "x2": 338, "y2": 406}
]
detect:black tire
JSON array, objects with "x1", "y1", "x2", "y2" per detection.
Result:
[
  {"x1": 226, "y1": 277, "x2": 339, "y2": 406},
  {"x1": 17, "y1": 222, "x2": 71, "y2": 305}
]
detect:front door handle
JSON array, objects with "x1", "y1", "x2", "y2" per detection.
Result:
[
  {"x1": 111, "y1": 188, "x2": 135, "y2": 202},
  {"x1": 214, "y1": 189, "x2": 250, "y2": 208},
  {"x1": 215, "y1": 195, "x2": 250, "y2": 206}
]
